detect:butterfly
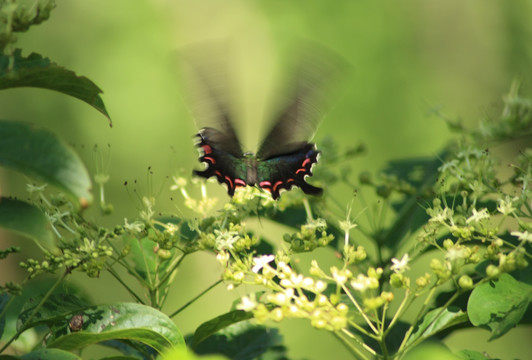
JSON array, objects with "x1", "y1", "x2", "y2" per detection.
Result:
[{"x1": 182, "y1": 44, "x2": 342, "y2": 200}]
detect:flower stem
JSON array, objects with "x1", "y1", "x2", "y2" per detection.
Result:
[{"x1": 169, "y1": 279, "x2": 222, "y2": 318}]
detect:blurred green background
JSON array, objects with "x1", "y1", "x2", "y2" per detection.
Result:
[{"x1": 1, "y1": 0, "x2": 532, "y2": 358}]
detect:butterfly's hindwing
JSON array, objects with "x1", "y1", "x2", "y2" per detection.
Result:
[
  {"x1": 194, "y1": 131, "x2": 248, "y2": 196},
  {"x1": 257, "y1": 143, "x2": 322, "y2": 200}
]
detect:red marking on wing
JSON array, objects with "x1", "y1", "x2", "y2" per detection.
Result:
[
  {"x1": 273, "y1": 180, "x2": 283, "y2": 191},
  {"x1": 296, "y1": 168, "x2": 306, "y2": 174},
  {"x1": 215, "y1": 170, "x2": 222, "y2": 177},
  {"x1": 302, "y1": 158, "x2": 311, "y2": 167},
  {"x1": 235, "y1": 178, "x2": 246, "y2": 187},
  {"x1": 202, "y1": 145, "x2": 212, "y2": 154},
  {"x1": 286, "y1": 178, "x2": 295, "y2": 183},
  {"x1": 259, "y1": 181, "x2": 272, "y2": 188},
  {"x1": 203, "y1": 156, "x2": 216, "y2": 164},
  {"x1": 225, "y1": 176, "x2": 234, "y2": 189}
]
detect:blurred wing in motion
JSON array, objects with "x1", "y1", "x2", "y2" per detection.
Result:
[
  {"x1": 256, "y1": 46, "x2": 347, "y2": 160},
  {"x1": 179, "y1": 43, "x2": 243, "y2": 157}
]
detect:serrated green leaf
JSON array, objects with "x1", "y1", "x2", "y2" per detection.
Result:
[
  {"x1": 468, "y1": 273, "x2": 532, "y2": 340},
  {"x1": 405, "y1": 306, "x2": 468, "y2": 348},
  {"x1": 46, "y1": 303, "x2": 184, "y2": 354},
  {"x1": 0, "y1": 348, "x2": 81, "y2": 360},
  {"x1": 192, "y1": 310, "x2": 253, "y2": 348},
  {"x1": 0, "y1": 49, "x2": 111, "y2": 124},
  {"x1": 0, "y1": 197, "x2": 58, "y2": 254},
  {"x1": 0, "y1": 120, "x2": 92, "y2": 206}
]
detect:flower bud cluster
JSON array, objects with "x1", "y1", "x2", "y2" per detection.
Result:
[
  {"x1": 283, "y1": 218, "x2": 334, "y2": 252},
  {"x1": 20, "y1": 239, "x2": 113, "y2": 279},
  {"x1": 170, "y1": 176, "x2": 218, "y2": 214}
]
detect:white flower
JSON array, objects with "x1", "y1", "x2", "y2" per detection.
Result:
[
  {"x1": 350, "y1": 274, "x2": 378, "y2": 292},
  {"x1": 497, "y1": 197, "x2": 517, "y2": 215},
  {"x1": 164, "y1": 223, "x2": 179, "y2": 235},
  {"x1": 124, "y1": 218, "x2": 145, "y2": 233},
  {"x1": 391, "y1": 254, "x2": 410, "y2": 274},
  {"x1": 331, "y1": 267, "x2": 351, "y2": 285},
  {"x1": 314, "y1": 280, "x2": 327, "y2": 292},
  {"x1": 251, "y1": 255, "x2": 275, "y2": 273},
  {"x1": 445, "y1": 246, "x2": 468, "y2": 262},
  {"x1": 214, "y1": 229, "x2": 239, "y2": 251},
  {"x1": 237, "y1": 295, "x2": 257, "y2": 311},
  {"x1": 511, "y1": 231, "x2": 532, "y2": 243},
  {"x1": 170, "y1": 176, "x2": 187, "y2": 191},
  {"x1": 429, "y1": 207, "x2": 453, "y2": 224},
  {"x1": 216, "y1": 251, "x2": 230, "y2": 265},
  {"x1": 466, "y1": 208, "x2": 490, "y2": 224},
  {"x1": 438, "y1": 159, "x2": 459, "y2": 174}
]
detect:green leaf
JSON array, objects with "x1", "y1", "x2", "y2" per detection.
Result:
[
  {"x1": 162, "y1": 347, "x2": 228, "y2": 360},
  {"x1": 20, "y1": 349, "x2": 80, "y2": 360},
  {"x1": 17, "y1": 293, "x2": 91, "y2": 332},
  {"x1": 0, "y1": 49, "x2": 111, "y2": 124},
  {"x1": 192, "y1": 310, "x2": 253, "y2": 348},
  {"x1": 455, "y1": 349, "x2": 496, "y2": 360},
  {"x1": 468, "y1": 273, "x2": 532, "y2": 340},
  {"x1": 0, "y1": 197, "x2": 58, "y2": 254},
  {"x1": 403, "y1": 342, "x2": 460, "y2": 360},
  {"x1": 405, "y1": 306, "x2": 468, "y2": 348},
  {"x1": 46, "y1": 303, "x2": 185, "y2": 354},
  {"x1": 0, "y1": 120, "x2": 92, "y2": 206},
  {"x1": 0, "y1": 348, "x2": 81, "y2": 360},
  {"x1": 380, "y1": 153, "x2": 446, "y2": 249},
  {"x1": 125, "y1": 235, "x2": 176, "y2": 284},
  {"x1": 0, "y1": 293, "x2": 9, "y2": 339},
  {"x1": 193, "y1": 322, "x2": 285, "y2": 360}
]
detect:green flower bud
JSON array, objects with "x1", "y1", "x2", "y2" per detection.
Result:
[
  {"x1": 157, "y1": 249, "x2": 172, "y2": 260},
  {"x1": 390, "y1": 273, "x2": 404, "y2": 288},
  {"x1": 329, "y1": 294, "x2": 340, "y2": 305},
  {"x1": 270, "y1": 308, "x2": 284, "y2": 322},
  {"x1": 486, "y1": 264, "x2": 500, "y2": 279},
  {"x1": 416, "y1": 274, "x2": 430, "y2": 289},
  {"x1": 443, "y1": 239, "x2": 454, "y2": 249},
  {"x1": 330, "y1": 316, "x2": 347, "y2": 330},
  {"x1": 458, "y1": 275, "x2": 473, "y2": 289}
]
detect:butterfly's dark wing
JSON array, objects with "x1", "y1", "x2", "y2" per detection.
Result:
[
  {"x1": 254, "y1": 47, "x2": 346, "y2": 199},
  {"x1": 180, "y1": 44, "x2": 249, "y2": 196},
  {"x1": 256, "y1": 143, "x2": 322, "y2": 200},
  {"x1": 179, "y1": 43, "x2": 243, "y2": 157},
  {"x1": 194, "y1": 127, "x2": 248, "y2": 196},
  {"x1": 256, "y1": 48, "x2": 346, "y2": 160}
]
